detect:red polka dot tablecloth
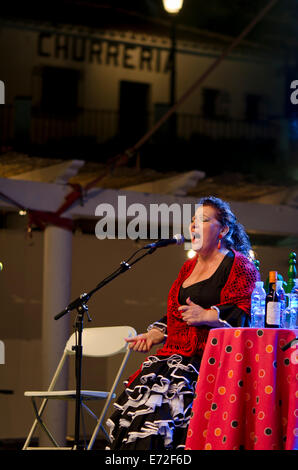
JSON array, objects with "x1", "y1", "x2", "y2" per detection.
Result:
[{"x1": 185, "y1": 328, "x2": 298, "y2": 450}]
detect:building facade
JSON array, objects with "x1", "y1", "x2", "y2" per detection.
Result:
[{"x1": 0, "y1": 19, "x2": 284, "y2": 150}]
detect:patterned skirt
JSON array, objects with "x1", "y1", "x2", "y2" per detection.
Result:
[{"x1": 106, "y1": 354, "x2": 201, "y2": 451}]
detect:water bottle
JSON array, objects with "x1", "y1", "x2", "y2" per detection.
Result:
[
  {"x1": 251, "y1": 281, "x2": 266, "y2": 328},
  {"x1": 276, "y1": 280, "x2": 286, "y2": 326},
  {"x1": 290, "y1": 279, "x2": 298, "y2": 328},
  {"x1": 282, "y1": 279, "x2": 298, "y2": 329}
]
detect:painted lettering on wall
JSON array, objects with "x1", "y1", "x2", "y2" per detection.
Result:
[{"x1": 37, "y1": 32, "x2": 172, "y2": 74}]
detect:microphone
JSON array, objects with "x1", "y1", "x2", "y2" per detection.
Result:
[{"x1": 144, "y1": 234, "x2": 185, "y2": 249}]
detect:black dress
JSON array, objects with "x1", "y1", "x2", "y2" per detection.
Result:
[{"x1": 105, "y1": 252, "x2": 245, "y2": 450}]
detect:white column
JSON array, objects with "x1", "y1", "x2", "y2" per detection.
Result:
[{"x1": 40, "y1": 225, "x2": 73, "y2": 447}]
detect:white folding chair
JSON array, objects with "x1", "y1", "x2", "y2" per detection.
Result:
[{"x1": 22, "y1": 325, "x2": 136, "y2": 450}]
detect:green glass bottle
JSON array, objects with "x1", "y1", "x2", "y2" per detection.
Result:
[{"x1": 286, "y1": 252, "x2": 296, "y2": 294}]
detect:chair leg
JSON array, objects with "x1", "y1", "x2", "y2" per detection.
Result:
[
  {"x1": 30, "y1": 398, "x2": 60, "y2": 447},
  {"x1": 99, "y1": 424, "x2": 110, "y2": 443},
  {"x1": 87, "y1": 348, "x2": 131, "y2": 450},
  {"x1": 23, "y1": 353, "x2": 67, "y2": 450},
  {"x1": 23, "y1": 397, "x2": 50, "y2": 449},
  {"x1": 81, "y1": 403, "x2": 111, "y2": 445}
]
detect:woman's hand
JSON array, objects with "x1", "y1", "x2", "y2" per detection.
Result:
[
  {"x1": 125, "y1": 328, "x2": 165, "y2": 353},
  {"x1": 178, "y1": 297, "x2": 219, "y2": 326}
]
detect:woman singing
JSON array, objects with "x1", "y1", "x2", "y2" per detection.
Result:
[{"x1": 106, "y1": 196, "x2": 259, "y2": 450}]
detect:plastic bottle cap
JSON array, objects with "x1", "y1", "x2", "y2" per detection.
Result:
[
  {"x1": 269, "y1": 271, "x2": 278, "y2": 283},
  {"x1": 255, "y1": 281, "x2": 264, "y2": 288}
]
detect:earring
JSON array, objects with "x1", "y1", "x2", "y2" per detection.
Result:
[{"x1": 217, "y1": 234, "x2": 222, "y2": 250}]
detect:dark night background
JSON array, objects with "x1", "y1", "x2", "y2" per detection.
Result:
[{"x1": 1, "y1": 0, "x2": 298, "y2": 182}]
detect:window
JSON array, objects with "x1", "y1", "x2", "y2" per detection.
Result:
[
  {"x1": 245, "y1": 94, "x2": 265, "y2": 121},
  {"x1": 119, "y1": 81, "x2": 150, "y2": 141},
  {"x1": 202, "y1": 88, "x2": 230, "y2": 119}
]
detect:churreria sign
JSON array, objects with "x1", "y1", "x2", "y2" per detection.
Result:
[
  {"x1": 0, "y1": 81, "x2": 4, "y2": 104},
  {"x1": 95, "y1": 196, "x2": 203, "y2": 248}
]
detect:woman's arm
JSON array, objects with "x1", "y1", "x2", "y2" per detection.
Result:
[
  {"x1": 147, "y1": 315, "x2": 167, "y2": 337},
  {"x1": 125, "y1": 328, "x2": 165, "y2": 352},
  {"x1": 178, "y1": 298, "x2": 241, "y2": 328},
  {"x1": 214, "y1": 303, "x2": 249, "y2": 327}
]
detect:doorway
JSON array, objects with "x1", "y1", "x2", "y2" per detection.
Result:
[{"x1": 119, "y1": 81, "x2": 150, "y2": 143}]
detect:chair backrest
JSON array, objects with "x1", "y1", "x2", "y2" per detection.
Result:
[{"x1": 65, "y1": 326, "x2": 137, "y2": 358}]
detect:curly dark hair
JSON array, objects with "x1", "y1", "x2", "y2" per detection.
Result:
[{"x1": 197, "y1": 196, "x2": 252, "y2": 257}]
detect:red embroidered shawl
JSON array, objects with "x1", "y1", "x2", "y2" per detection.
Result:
[
  {"x1": 126, "y1": 250, "x2": 259, "y2": 387},
  {"x1": 156, "y1": 250, "x2": 260, "y2": 358}
]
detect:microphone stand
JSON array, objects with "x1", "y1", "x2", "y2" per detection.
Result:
[{"x1": 54, "y1": 245, "x2": 156, "y2": 450}]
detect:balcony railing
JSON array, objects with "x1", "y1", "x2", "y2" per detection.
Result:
[
  {"x1": 0, "y1": 104, "x2": 14, "y2": 146},
  {"x1": 0, "y1": 105, "x2": 279, "y2": 149},
  {"x1": 178, "y1": 114, "x2": 278, "y2": 141}
]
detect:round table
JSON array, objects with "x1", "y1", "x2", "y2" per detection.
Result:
[{"x1": 185, "y1": 328, "x2": 298, "y2": 450}]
